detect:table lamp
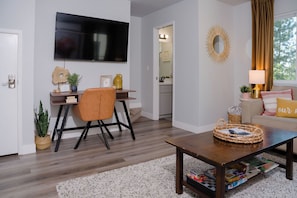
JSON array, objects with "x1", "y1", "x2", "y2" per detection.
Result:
[{"x1": 249, "y1": 70, "x2": 265, "y2": 98}]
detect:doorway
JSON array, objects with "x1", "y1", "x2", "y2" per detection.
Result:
[{"x1": 153, "y1": 23, "x2": 174, "y2": 121}]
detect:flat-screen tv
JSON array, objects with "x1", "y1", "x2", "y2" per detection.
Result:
[{"x1": 54, "y1": 12, "x2": 129, "y2": 62}]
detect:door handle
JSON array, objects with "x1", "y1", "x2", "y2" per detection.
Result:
[
  {"x1": 8, "y1": 74, "x2": 16, "y2": 88},
  {"x1": 2, "y1": 74, "x2": 16, "y2": 88}
]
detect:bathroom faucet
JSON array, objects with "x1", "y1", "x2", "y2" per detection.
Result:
[{"x1": 160, "y1": 76, "x2": 165, "y2": 82}]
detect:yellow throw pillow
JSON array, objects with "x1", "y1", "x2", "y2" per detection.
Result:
[{"x1": 276, "y1": 98, "x2": 297, "y2": 118}]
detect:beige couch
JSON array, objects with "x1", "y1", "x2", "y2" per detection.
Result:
[{"x1": 241, "y1": 85, "x2": 297, "y2": 154}]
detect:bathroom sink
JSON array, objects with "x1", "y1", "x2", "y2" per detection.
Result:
[
  {"x1": 159, "y1": 78, "x2": 172, "y2": 85},
  {"x1": 164, "y1": 78, "x2": 172, "y2": 83}
]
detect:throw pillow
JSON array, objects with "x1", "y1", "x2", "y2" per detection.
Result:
[
  {"x1": 276, "y1": 98, "x2": 297, "y2": 118},
  {"x1": 261, "y1": 89, "x2": 292, "y2": 116}
]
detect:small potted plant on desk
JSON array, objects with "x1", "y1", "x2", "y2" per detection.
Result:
[
  {"x1": 240, "y1": 85, "x2": 251, "y2": 99},
  {"x1": 67, "y1": 73, "x2": 81, "y2": 92},
  {"x1": 34, "y1": 101, "x2": 51, "y2": 150}
]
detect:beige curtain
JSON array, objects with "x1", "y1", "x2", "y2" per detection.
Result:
[{"x1": 251, "y1": 0, "x2": 274, "y2": 91}]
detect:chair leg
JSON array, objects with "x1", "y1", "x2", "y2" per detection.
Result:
[
  {"x1": 100, "y1": 120, "x2": 114, "y2": 139},
  {"x1": 98, "y1": 121, "x2": 110, "y2": 150},
  {"x1": 74, "y1": 121, "x2": 91, "y2": 149},
  {"x1": 83, "y1": 121, "x2": 92, "y2": 140}
]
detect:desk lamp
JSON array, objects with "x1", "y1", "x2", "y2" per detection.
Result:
[{"x1": 249, "y1": 70, "x2": 265, "y2": 98}]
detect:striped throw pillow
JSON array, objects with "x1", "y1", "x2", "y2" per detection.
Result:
[{"x1": 261, "y1": 89, "x2": 292, "y2": 116}]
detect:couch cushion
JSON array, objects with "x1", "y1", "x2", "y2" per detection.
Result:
[
  {"x1": 272, "y1": 85, "x2": 297, "y2": 100},
  {"x1": 260, "y1": 89, "x2": 292, "y2": 116},
  {"x1": 252, "y1": 114, "x2": 297, "y2": 131},
  {"x1": 276, "y1": 98, "x2": 297, "y2": 118},
  {"x1": 251, "y1": 115, "x2": 297, "y2": 154}
]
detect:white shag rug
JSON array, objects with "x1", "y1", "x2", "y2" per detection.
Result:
[{"x1": 56, "y1": 154, "x2": 297, "y2": 198}]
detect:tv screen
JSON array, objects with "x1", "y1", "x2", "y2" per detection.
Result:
[{"x1": 54, "y1": 12, "x2": 129, "y2": 62}]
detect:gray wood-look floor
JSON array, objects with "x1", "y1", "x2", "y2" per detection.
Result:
[{"x1": 0, "y1": 117, "x2": 193, "y2": 198}]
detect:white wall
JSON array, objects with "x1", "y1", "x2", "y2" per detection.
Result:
[
  {"x1": 130, "y1": 16, "x2": 142, "y2": 108},
  {"x1": 197, "y1": 0, "x2": 234, "y2": 128},
  {"x1": 274, "y1": 0, "x2": 297, "y2": 15},
  {"x1": 140, "y1": 0, "x2": 235, "y2": 132},
  {"x1": 140, "y1": 0, "x2": 200, "y2": 131},
  {"x1": 34, "y1": 0, "x2": 131, "y2": 134},
  {"x1": 0, "y1": 0, "x2": 131, "y2": 154},
  {"x1": 0, "y1": 0, "x2": 36, "y2": 154},
  {"x1": 233, "y1": 1, "x2": 252, "y2": 105}
]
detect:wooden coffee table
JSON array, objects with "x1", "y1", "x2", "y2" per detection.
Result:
[{"x1": 165, "y1": 125, "x2": 297, "y2": 198}]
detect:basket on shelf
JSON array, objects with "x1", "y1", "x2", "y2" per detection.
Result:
[
  {"x1": 228, "y1": 112, "x2": 241, "y2": 124},
  {"x1": 228, "y1": 106, "x2": 242, "y2": 124},
  {"x1": 213, "y1": 119, "x2": 263, "y2": 144}
]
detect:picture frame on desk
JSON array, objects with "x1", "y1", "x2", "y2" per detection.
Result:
[
  {"x1": 59, "y1": 83, "x2": 70, "y2": 92},
  {"x1": 100, "y1": 75, "x2": 113, "y2": 87}
]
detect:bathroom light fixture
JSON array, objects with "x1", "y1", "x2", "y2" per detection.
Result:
[
  {"x1": 249, "y1": 70, "x2": 265, "y2": 98},
  {"x1": 159, "y1": 34, "x2": 169, "y2": 40}
]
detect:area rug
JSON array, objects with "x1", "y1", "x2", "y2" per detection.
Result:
[{"x1": 56, "y1": 154, "x2": 297, "y2": 198}]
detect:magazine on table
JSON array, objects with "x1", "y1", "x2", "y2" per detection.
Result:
[
  {"x1": 186, "y1": 156, "x2": 278, "y2": 192},
  {"x1": 241, "y1": 156, "x2": 279, "y2": 173}
]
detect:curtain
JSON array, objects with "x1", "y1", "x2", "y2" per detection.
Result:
[{"x1": 251, "y1": 0, "x2": 274, "y2": 91}]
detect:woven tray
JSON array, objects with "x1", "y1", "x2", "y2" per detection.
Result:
[{"x1": 213, "y1": 119, "x2": 263, "y2": 144}]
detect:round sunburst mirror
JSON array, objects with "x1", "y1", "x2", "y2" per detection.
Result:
[{"x1": 207, "y1": 26, "x2": 230, "y2": 62}]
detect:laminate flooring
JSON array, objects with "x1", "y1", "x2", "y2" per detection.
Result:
[{"x1": 0, "y1": 117, "x2": 193, "y2": 198}]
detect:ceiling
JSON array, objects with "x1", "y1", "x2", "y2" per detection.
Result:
[
  {"x1": 130, "y1": 0, "x2": 184, "y2": 17},
  {"x1": 130, "y1": 0, "x2": 250, "y2": 17},
  {"x1": 217, "y1": 0, "x2": 250, "y2": 5}
]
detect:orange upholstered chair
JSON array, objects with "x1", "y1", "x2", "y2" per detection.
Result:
[{"x1": 72, "y1": 87, "x2": 116, "y2": 149}]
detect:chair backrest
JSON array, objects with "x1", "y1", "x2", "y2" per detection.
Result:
[{"x1": 75, "y1": 88, "x2": 116, "y2": 121}]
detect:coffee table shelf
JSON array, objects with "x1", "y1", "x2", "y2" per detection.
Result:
[
  {"x1": 184, "y1": 154, "x2": 279, "y2": 196},
  {"x1": 185, "y1": 178, "x2": 216, "y2": 197},
  {"x1": 166, "y1": 126, "x2": 297, "y2": 198}
]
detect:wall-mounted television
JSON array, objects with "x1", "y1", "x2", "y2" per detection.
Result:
[{"x1": 54, "y1": 12, "x2": 129, "y2": 62}]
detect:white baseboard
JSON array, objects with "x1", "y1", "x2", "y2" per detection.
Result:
[
  {"x1": 129, "y1": 102, "x2": 141, "y2": 109},
  {"x1": 172, "y1": 120, "x2": 214, "y2": 134},
  {"x1": 141, "y1": 111, "x2": 154, "y2": 120},
  {"x1": 19, "y1": 144, "x2": 36, "y2": 155},
  {"x1": 52, "y1": 127, "x2": 120, "y2": 140}
]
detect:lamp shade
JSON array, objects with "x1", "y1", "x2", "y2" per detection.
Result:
[{"x1": 249, "y1": 70, "x2": 265, "y2": 84}]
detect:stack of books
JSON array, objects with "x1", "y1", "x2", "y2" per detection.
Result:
[
  {"x1": 65, "y1": 96, "x2": 77, "y2": 103},
  {"x1": 241, "y1": 155, "x2": 279, "y2": 174},
  {"x1": 186, "y1": 155, "x2": 279, "y2": 192}
]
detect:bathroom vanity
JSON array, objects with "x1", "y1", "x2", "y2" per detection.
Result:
[{"x1": 159, "y1": 82, "x2": 172, "y2": 118}]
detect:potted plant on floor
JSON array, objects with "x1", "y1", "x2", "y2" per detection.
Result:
[
  {"x1": 240, "y1": 85, "x2": 251, "y2": 99},
  {"x1": 34, "y1": 101, "x2": 51, "y2": 150},
  {"x1": 67, "y1": 73, "x2": 81, "y2": 92}
]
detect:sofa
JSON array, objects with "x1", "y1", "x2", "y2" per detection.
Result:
[{"x1": 241, "y1": 85, "x2": 297, "y2": 154}]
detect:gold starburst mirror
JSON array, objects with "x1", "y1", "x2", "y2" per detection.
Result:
[{"x1": 207, "y1": 26, "x2": 230, "y2": 62}]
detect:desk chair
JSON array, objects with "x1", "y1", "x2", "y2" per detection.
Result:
[{"x1": 72, "y1": 87, "x2": 116, "y2": 150}]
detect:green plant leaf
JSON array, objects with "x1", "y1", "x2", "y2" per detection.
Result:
[{"x1": 34, "y1": 100, "x2": 50, "y2": 137}]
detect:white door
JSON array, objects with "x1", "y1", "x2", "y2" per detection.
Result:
[{"x1": 0, "y1": 32, "x2": 19, "y2": 156}]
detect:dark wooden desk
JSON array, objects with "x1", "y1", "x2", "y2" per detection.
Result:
[
  {"x1": 165, "y1": 126, "x2": 297, "y2": 198},
  {"x1": 50, "y1": 89, "x2": 136, "y2": 152}
]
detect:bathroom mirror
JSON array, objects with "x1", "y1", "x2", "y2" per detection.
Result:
[{"x1": 207, "y1": 26, "x2": 230, "y2": 62}]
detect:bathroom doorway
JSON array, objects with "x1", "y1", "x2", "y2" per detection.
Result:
[{"x1": 153, "y1": 23, "x2": 174, "y2": 121}]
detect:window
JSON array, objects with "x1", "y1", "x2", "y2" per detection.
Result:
[{"x1": 273, "y1": 14, "x2": 297, "y2": 83}]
